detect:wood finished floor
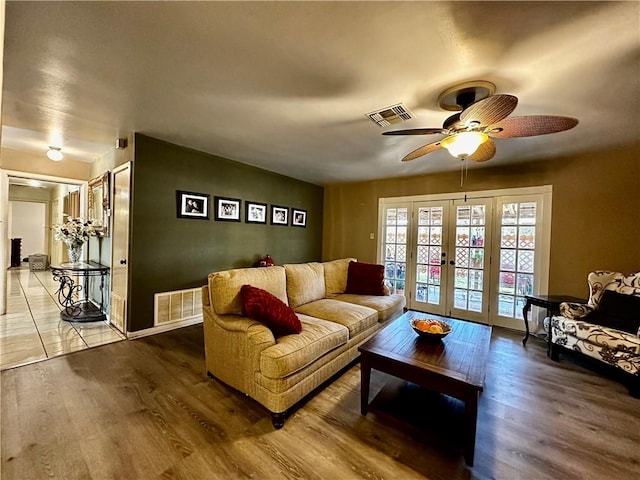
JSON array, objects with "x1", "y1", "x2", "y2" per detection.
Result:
[{"x1": 1, "y1": 324, "x2": 639, "y2": 480}]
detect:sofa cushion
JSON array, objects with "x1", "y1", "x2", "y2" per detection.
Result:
[
  {"x1": 552, "y1": 316, "x2": 640, "y2": 352},
  {"x1": 582, "y1": 290, "x2": 640, "y2": 335},
  {"x1": 209, "y1": 266, "x2": 288, "y2": 315},
  {"x1": 294, "y1": 298, "x2": 378, "y2": 338},
  {"x1": 284, "y1": 263, "x2": 326, "y2": 308},
  {"x1": 240, "y1": 285, "x2": 302, "y2": 337},
  {"x1": 345, "y1": 261, "x2": 385, "y2": 296},
  {"x1": 324, "y1": 258, "x2": 356, "y2": 297},
  {"x1": 334, "y1": 293, "x2": 406, "y2": 322},
  {"x1": 259, "y1": 314, "x2": 348, "y2": 379}
]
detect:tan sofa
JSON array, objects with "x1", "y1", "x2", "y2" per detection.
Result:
[{"x1": 201, "y1": 258, "x2": 406, "y2": 427}]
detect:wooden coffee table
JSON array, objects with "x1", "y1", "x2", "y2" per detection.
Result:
[{"x1": 359, "y1": 310, "x2": 492, "y2": 466}]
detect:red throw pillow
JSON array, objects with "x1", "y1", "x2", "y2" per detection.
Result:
[
  {"x1": 240, "y1": 285, "x2": 302, "y2": 336},
  {"x1": 345, "y1": 261, "x2": 385, "y2": 296}
]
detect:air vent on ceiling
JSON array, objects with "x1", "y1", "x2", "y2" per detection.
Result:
[{"x1": 366, "y1": 103, "x2": 413, "y2": 127}]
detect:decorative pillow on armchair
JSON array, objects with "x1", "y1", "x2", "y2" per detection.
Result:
[
  {"x1": 240, "y1": 285, "x2": 302, "y2": 337},
  {"x1": 581, "y1": 290, "x2": 640, "y2": 335},
  {"x1": 345, "y1": 261, "x2": 385, "y2": 296}
]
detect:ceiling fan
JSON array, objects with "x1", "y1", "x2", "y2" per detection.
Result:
[{"x1": 384, "y1": 81, "x2": 579, "y2": 163}]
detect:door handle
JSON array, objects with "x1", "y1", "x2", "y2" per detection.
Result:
[
  {"x1": 120, "y1": 259, "x2": 127, "y2": 265},
  {"x1": 440, "y1": 260, "x2": 446, "y2": 265},
  {"x1": 449, "y1": 260, "x2": 455, "y2": 265}
]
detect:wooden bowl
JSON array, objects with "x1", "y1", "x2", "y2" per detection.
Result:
[{"x1": 410, "y1": 318, "x2": 452, "y2": 342}]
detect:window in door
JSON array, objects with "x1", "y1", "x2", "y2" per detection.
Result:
[
  {"x1": 497, "y1": 201, "x2": 537, "y2": 319},
  {"x1": 452, "y1": 203, "x2": 488, "y2": 314},
  {"x1": 414, "y1": 204, "x2": 445, "y2": 308},
  {"x1": 382, "y1": 206, "x2": 409, "y2": 295}
]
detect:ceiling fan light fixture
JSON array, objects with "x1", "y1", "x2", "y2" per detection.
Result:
[
  {"x1": 441, "y1": 132, "x2": 488, "y2": 158},
  {"x1": 46, "y1": 146, "x2": 63, "y2": 161}
]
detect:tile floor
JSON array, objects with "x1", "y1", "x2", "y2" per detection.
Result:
[{"x1": 0, "y1": 265, "x2": 125, "y2": 370}]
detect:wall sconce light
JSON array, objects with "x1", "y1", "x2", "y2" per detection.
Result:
[
  {"x1": 440, "y1": 132, "x2": 488, "y2": 158},
  {"x1": 47, "y1": 146, "x2": 64, "y2": 161}
]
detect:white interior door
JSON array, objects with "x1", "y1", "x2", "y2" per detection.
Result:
[
  {"x1": 110, "y1": 164, "x2": 130, "y2": 334},
  {"x1": 10, "y1": 201, "x2": 46, "y2": 258}
]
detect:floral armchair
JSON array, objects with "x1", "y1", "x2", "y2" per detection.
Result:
[{"x1": 550, "y1": 271, "x2": 640, "y2": 396}]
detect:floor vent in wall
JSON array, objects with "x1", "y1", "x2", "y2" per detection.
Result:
[{"x1": 154, "y1": 287, "x2": 203, "y2": 326}]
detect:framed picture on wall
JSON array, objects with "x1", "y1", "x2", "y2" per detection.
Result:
[
  {"x1": 176, "y1": 190, "x2": 209, "y2": 219},
  {"x1": 214, "y1": 196, "x2": 241, "y2": 222},
  {"x1": 245, "y1": 201, "x2": 267, "y2": 224},
  {"x1": 271, "y1": 205, "x2": 289, "y2": 226},
  {"x1": 291, "y1": 209, "x2": 307, "y2": 227}
]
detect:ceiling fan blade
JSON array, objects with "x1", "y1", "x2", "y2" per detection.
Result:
[
  {"x1": 460, "y1": 94, "x2": 518, "y2": 127},
  {"x1": 401, "y1": 141, "x2": 443, "y2": 162},
  {"x1": 486, "y1": 115, "x2": 579, "y2": 138},
  {"x1": 383, "y1": 128, "x2": 447, "y2": 136},
  {"x1": 467, "y1": 138, "x2": 496, "y2": 162}
]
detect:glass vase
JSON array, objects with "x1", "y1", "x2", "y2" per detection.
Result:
[{"x1": 66, "y1": 243, "x2": 83, "y2": 264}]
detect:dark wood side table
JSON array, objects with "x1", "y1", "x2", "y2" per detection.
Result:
[{"x1": 522, "y1": 295, "x2": 587, "y2": 353}]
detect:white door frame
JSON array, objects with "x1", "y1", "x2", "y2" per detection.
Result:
[
  {"x1": 109, "y1": 162, "x2": 131, "y2": 334},
  {"x1": 0, "y1": 169, "x2": 87, "y2": 314},
  {"x1": 378, "y1": 185, "x2": 552, "y2": 330}
]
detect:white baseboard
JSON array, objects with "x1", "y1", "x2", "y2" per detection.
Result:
[{"x1": 126, "y1": 315, "x2": 203, "y2": 339}]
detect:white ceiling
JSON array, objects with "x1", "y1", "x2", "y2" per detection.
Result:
[{"x1": 2, "y1": 1, "x2": 639, "y2": 185}]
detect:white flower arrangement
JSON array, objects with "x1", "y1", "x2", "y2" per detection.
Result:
[{"x1": 53, "y1": 216, "x2": 96, "y2": 246}]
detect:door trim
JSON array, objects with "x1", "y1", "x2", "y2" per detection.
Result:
[
  {"x1": 109, "y1": 162, "x2": 131, "y2": 334},
  {"x1": 379, "y1": 185, "x2": 552, "y2": 205},
  {"x1": 0, "y1": 169, "x2": 87, "y2": 315},
  {"x1": 379, "y1": 185, "x2": 553, "y2": 330}
]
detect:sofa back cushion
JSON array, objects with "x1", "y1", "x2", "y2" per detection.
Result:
[
  {"x1": 285, "y1": 262, "x2": 326, "y2": 308},
  {"x1": 345, "y1": 261, "x2": 385, "y2": 296},
  {"x1": 209, "y1": 266, "x2": 288, "y2": 315},
  {"x1": 323, "y1": 258, "x2": 356, "y2": 297},
  {"x1": 582, "y1": 289, "x2": 640, "y2": 335}
]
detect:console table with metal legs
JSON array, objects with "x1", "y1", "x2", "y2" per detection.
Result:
[
  {"x1": 522, "y1": 294, "x2": 587, "y2": 354},
  {"x1": 50, "y1": 261, "x2": 110, "y2": 322}
]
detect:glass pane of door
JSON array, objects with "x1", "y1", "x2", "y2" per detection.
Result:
[
  {"x1": 497, "y1": 201, "x2": 537, "y2": 320},
  {"x1": 410, "y1": 202, "x2": 449, "y2": 315},
  {"x1": 382, "y1": 206, "x2": 408, "y2": 296},
  {"x1": 447, "y1": 199, "x2": 493, "y2": 323}
]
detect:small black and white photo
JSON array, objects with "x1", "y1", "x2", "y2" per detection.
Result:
[
  {"x1": 245, "y1": 201, "x2": 267, "y2": 224},
  {"x1": 214, "y1": 196, "x2": 241, "y2": 222},
  {"x1": 177, "y1": 190, "x2": 209, "y2": 219},
  {"x1": 292, "y1": 208, "x2": 307, "y2": 227},
  {"x1": 271, "y1": 205, "x2": 289, "y2": 226}
]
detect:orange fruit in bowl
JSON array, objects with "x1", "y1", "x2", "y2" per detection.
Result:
[
  {"x1": 415, "y1": 320, "x2": 430, "y2": 331},
  {"x1": 428, "y1": 324, "x2": 444, "y2": 334}
]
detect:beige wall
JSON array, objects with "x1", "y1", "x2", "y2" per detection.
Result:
[
  {"x1": 89, "y1": 134, "x2": 133, "y2": 178},
  {"x1": 323, "y1": 143, "x2": 640, "y2": 298},
  {"x1": 1, "y1": 147, "x2": 92, "y2": 180}
]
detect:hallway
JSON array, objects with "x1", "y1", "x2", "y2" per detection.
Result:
[{"x1": 0, "y1": 266, "x2": 124, "y2": 370}]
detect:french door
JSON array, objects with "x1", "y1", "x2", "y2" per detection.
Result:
[
  {"x1": 408, "y1": 198, "x2": 493, "y2": 323},
  {"x1": 380, "y1": 187, "x2": 551, "y2": 329}
]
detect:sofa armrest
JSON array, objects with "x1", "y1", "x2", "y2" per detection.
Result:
[
  {"x1": 202, "y1": 304, "x2": 275, "y2": 396},
  {"x1": 560, "y1": 302, "x2": 594, "y2": 319}
]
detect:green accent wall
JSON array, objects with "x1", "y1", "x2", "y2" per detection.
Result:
[{"x1": 129, "y1": 134, "x2": 324, "y2": 332}]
